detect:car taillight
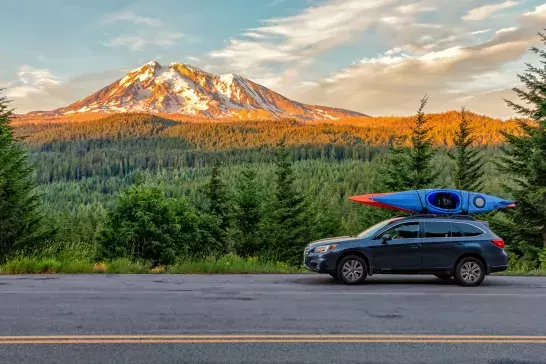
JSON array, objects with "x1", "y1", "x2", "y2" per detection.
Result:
[{"x1": 490, "y1": 239, "x2": 505, "y2": 249}]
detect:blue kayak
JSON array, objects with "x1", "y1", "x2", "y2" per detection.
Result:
[{"x1": 349, "y1": 189, "x2": 515, "y2": 215}]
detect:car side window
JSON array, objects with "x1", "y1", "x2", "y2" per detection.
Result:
[
  {"x1": 454, "y1": 223, "x2": 484, "y2": 237},
  {"x1": 451, "y1": 223, "x2": 463, "y2": 237},
  {"x1": 423, "y1": 221, "x2": 451, "y2": 238},
  {"x1": 376, "y1": 222, "x2": 419, "y2": 240}
]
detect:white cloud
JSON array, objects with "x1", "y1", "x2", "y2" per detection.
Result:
[
  {"x1": 242, "y1": 32, "x2": 267, "y2": 39},
  {"x1": 463, "y1": 1, "x2": 518, "y2": 21},
  {"x1": 209, "y1": 0, "x2": 400, "y2": 75},
  {"x1": 103, "y1": 32, "x2": 184, "y2": 51},
  {"x1": 396, "y1": 1, "x2": 437, "y2": 14},
  {"x1": 6, "y1": 65, "x2": 59, "y2": 98},
  {"x1": 293, "y1": 4, "x2": 545, "y2": 117},
  {"x1": 471, "y1": 29, "x2": 491, "y2": 35},
  {"x1": 523, "y1": 4, "x2": 546, "y2": 17},
  {"x1": 495, "y1": 27, "x2": 518, "y2": 35},
  {"x1": 6, "y1": 67, "x2": 124, "y2": 113},
  {"x1": 102, "y1": 10, "x2": 163, "y2": 27},
  {"x1": 186, "y1": 56, "x2": 202, "y2": 63},
  {"x1": 101, "y1": 10, "x2": 184, "y2": 51}
]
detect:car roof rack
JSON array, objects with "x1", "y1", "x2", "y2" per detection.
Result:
[{"x1": 404, "y1": 214, "x2": 476, "y2": 220}]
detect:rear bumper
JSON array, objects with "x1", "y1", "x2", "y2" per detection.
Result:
[{"x1": 489, "y1": 265, "x2": 508, "y2": 273}]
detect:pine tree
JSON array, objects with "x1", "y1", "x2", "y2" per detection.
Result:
[
  {"x1": 448, "y1": 107, "x2": 485, "y2": 191},
  {"x1": 234, "y1": 167, "x2": 263, "y2": 257},
  {"x1": 497, "y1": 32, "x2": 546, "y2": 249},
  {"x1": 203, "y1": 159, "x2": 232, "y2": 254},
  {"x1": 269, "y1": 146, "x2": 309, "y2": 265},
  {"x1": 0, "y1": 92, "x2": 52, "y2": 260},
  {"x1": 384, "y1": 95, "x2": 439, "y2": 191}
]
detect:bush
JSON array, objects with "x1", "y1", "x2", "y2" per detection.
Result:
[
  {"x1": 539, "y1": 249, "x2": 546, "y2": 271},
  {"x1": 2, "y1": 257, "x2": 62, "y2": 274},
  {"x1": 97, "y1": 185, "x2": 199, "y2": 265},
  {"x1": 168, "y1": 254, "x2": 303, "y2": 274},
  {"x1": 93, "y1": 262, "x2": 107, "y2": 273},
  {"x1": 106, "y1": 258, "x2": 149, "y2": 274}
]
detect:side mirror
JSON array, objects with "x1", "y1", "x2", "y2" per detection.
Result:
[{"x1": 381, "y1": 234, "x2": 392, "y2": 244}]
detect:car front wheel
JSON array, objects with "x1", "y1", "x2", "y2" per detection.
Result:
[
  {"x1": 337, "y1": 255, "x2": 368, "y2": 285},
  {"x1": 454, "y1": 257, "x2": 485, "y2": 286}
]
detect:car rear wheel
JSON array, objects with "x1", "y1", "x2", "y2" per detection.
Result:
[
  {"x1": 337, "y1": 255, "x2": 368, "y2": 285},
  {"x1": 434, "y1": 274, "x2": 452, "y2": 280},
  {"x1": 454, "y1": 257, "x2": 485, "y2": 286}
]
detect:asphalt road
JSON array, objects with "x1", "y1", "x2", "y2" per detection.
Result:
[{"x1": 1, "y1": 274, "x2": 546, "y2": 364}]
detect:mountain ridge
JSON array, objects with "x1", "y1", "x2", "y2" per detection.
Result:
[{"x1": 26, "y1": 61, "x2": 366, "y2": 121}]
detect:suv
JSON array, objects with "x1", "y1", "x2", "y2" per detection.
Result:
[{"x1": 303, "y1": 215, "x2": 507, "y2": 286}]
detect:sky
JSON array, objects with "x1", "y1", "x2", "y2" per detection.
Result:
[{"x1": 1, "y1": 0, "x2": 545, "y2": 117}]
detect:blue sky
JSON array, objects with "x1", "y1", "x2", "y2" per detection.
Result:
[{"x1": 2, "y1": 0, "x2": 545, "y2": 117}]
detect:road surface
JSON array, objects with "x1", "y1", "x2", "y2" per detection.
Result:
[{"x1": 0, "y1": 274, "x2": 545, "y2": 363}]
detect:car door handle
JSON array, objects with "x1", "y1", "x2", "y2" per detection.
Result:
[
  {"x1": 453, "y1": 242, "x2": 463, "y2": 246},
  {"x1": 410, "y1": 244, "x2": 421, "y2": 248}
]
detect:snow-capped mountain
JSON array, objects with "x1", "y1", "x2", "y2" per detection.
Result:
[{"x1": 28, "y1": 61, "x2": 365, "y2": 120}]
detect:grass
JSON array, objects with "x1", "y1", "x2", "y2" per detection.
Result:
[
  {"x1": 0, "y1": 254, "x2": 543, "y2": 276},
  {"x1": 0, "y1": 254, "x2": 306, "y2": 275}
]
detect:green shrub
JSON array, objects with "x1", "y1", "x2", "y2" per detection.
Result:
[
  {"x1": 168, "y1": 254, "x2": 304, "y2": 274},
  {"x1": 539, "y1": 249, "x2": 546, "y2": 271},
  {"x1": 1, "y1": 257, "x2": 61, "y2": 274},
  {"x1": 97, "y1": 185, "x2": 199, "y2": 266},
  {"x1": 106, "y1": 258, "x2": 150, "y2": 274}
]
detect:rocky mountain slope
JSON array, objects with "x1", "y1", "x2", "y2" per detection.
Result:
[{"x1": 27, "y1": 61, "x2": 366, "y2": 120}]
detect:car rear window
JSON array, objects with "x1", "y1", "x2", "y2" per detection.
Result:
[
  {"x1": 453, "y1": 222, "x2": 484, "y2": 237},
  {"x1": 423, "y1": 221, "x2": 452, "y2": 238}
]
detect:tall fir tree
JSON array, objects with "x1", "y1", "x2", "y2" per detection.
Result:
[
  {"x1": 448, "y1": 107, "x2": 485, "y2": 191},
  {"x1": 269, "y1": 146, "x2": 309, "y2": 265},
  {"x1": 0, "y1": 92, "x2": 52, "y2": 260},
  {"x1": 384, "y1": 95, "x2": 439, "y2": 191},
  {"x1": 203, "y1": 159, "x2": 232, "y2": 255},
  {"x1": 234, "y1": 167, "x2": 263, "y2": 257},
  {"x1": 497, "y1": 32, "x2": 546, "y2": 249}
]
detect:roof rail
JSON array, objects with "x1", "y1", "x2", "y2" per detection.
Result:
[{"x1": 405, "y1": 214, "x2": 476, "y2": 220}]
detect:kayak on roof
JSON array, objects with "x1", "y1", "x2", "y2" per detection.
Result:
[{"x1": 349, "y1": 189, "x2": 515, "y2": 215}]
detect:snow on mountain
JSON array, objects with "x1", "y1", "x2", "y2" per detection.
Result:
[{"x1": 28, "y1": 61, "x2": 366, "y2": 120}]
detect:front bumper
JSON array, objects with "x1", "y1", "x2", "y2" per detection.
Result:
[{"x1": 303, "y1": 252, "x2": 336, "y2": 273}]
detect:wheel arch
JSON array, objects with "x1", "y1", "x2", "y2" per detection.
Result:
[
  {"x1": 336, "y1": 250, "x2": 372, "y2": 275},
  {"x1": 454, "y1": 253, "x2": 488, "y2": 274}
]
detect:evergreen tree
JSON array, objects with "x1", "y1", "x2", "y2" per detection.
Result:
[
  {"x1": 233, "y1": 167, "x2": 263, "y2": 256},
  {"x1": 203, "y1": 159, "x2": 232, "y2": 254},
  {"x1": 269, "y1": 146, "x2": 309, "y2": 265},
  {"x1": 448, "y1": 107, "x2": 485, "y2": 191},
  {"x1": 384, "y1": 95, "x2": 439, "y2": 191},
  {"x1": 0, "y1": 92, "x2": 52, "y2": 260},
  {"x1": 497, "y1": 32, "x2": 546, "y2": 249}
]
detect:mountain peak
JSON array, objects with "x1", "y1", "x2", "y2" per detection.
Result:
[{"x1": 29, "y1": 61, "x2": 367, "y2": 120}]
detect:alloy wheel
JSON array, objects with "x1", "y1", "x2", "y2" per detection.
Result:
[
  {"x1": 342, "y1": 260, "x2": 364, "y2": 282},
  {"x1": 460, "y1": 261, "x2": 481, "y2": 283}
]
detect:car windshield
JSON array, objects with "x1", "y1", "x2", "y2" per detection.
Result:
[{"x1": 355, "y1": 218, "x2": 402, "y2": 239}]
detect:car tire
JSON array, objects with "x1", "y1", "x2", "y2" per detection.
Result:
[
  {"x1": 337, "y1": 255, "x2": 368, "y2": 285},
  {"x1": 329, "y1": 272, "x2": 338, "y2": 280},
  {"x1": 434, "y1": 274, "x2": 452, "y2": 280},
  {"x1": 454, "y1": 257, "x2": 485, "y2": 286}
]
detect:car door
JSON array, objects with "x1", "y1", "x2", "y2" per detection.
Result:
[
  {"x1": 370, "y1": 221, "x2": 422, "y2": 271},
  {"x1": 420, "y1": 221, "x2": 456, "y2": 269}
]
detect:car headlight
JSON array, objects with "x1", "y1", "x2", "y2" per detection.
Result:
[{"x1": 314, "y1": 244, "x2": 337, "y2": 253}]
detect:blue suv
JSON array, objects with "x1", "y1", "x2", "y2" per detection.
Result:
[{"x1": 303, "y1": 215, "x2": 507, "y2": 286}]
